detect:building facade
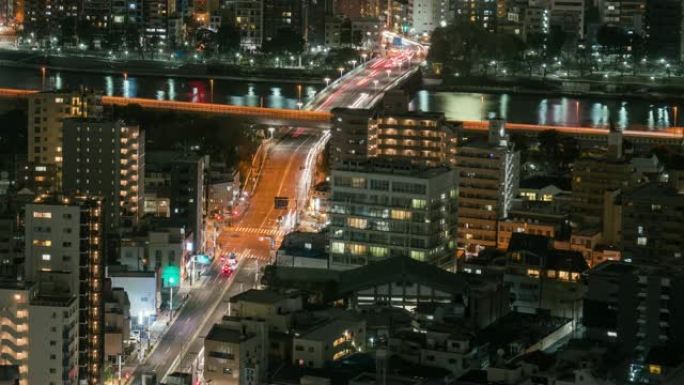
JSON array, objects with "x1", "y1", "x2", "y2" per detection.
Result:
[
  {"x1": 62, "y1": 119, "x2": 144, "y2": 233},
  {"x1": 26, "y1": 90, "x2": 102, "y2": 192},
  {"x1": 329, "y1": 158, "x2": 458, "y2": 269},
  {"x1": 24, "y1": 196, "x2": 105, "y2": 384},
  {"x1": 456, "y1": 121, "x2": 520, "y2": 254}
]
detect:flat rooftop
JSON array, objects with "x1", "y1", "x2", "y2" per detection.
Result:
[
  {"x1": 206, "y1": 324, "x2": 254, "y2": 344},
  {"x1": 229, "y1": 289, "x2": 288, "y2": 305}
]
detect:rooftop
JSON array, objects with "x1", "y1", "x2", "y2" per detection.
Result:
[
  {"x1": 229, "y1": 289, "x2": 288, "y2": 305},
  {"x1": 333, "y1": 158, "x2": 453, "y2": 179},
  {"x1": 520, "y1": 175, "x2": 571, "y2": 191},
  {"x1": 206, "y1": 324, "x2": 254, "y2": 343},
  {"x1": 297, "y1": 318, "x2": 361, "y2": 341}
]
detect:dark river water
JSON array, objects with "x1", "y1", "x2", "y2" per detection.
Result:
[{"x1": 0, "y1": 66, "x2": 681, "y2": 130}]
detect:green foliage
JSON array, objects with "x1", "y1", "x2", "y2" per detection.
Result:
[
  {"x1": 262, "y1": 28, "x2": 305, "y2": 54},
  {"x1": 427, "y1": 20, "x2": 525, "y2": 75},
  {"x1": 215, "y1": 23, "x2": 241, "y2": 54},
  {"x1": 538, "y1": 130, "x2": 580, "y2": 172}
]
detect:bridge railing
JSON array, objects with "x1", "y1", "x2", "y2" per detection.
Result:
[{"x1": 102, "y1": 96, "x2": 332, "y2": 122}]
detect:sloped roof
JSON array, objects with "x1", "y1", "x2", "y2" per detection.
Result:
[{"x1": 337, "y1": 256, "x2": 467, "y2": 297}]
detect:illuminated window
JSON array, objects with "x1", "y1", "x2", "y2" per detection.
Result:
[
  {"x1": 370, "y1": 246, "x2": 388, "y2": 258},
  {"x1": 331, "y1": 242, "x2": 345, "y2": 254},
  {"x1": 349, "y1": 244, "x2": 367, "y2": 256},
  {"x1": 637, "y1": 237, "x2": 647, "y2": 246},
  {"x1": 527, "y1": 269, "x2": 540, "y2": 278},
  {"x1": 607, "y1": 330, "x2": 617, "y2": 338},
  {"x1": 33, "y1": 211, "x2": 52, "y2": 219},
  {"x1": 351, "y1": 177, "x2": 366, "y2": 188},
  {"x1": 410, "y1": 250, "x2": 426, "y2": 261},
  {"x1": 411, "y1": 199, "x2": 426, "y2": 209},
  {"x1": 32, "y1": 240, "x2": 52, "y2": 247},
  {"x1": 391, "y1": 210, "x2": 411, "y2": 220},
  {"x1": 558, "y1": 271, "x2": 570, "y2": 280},
  {"x1": 41, "y1": 254, "x2": 51, "y2": 261},
  {"x1": 347, "y1": 217, "x2": 367, "y2": 229},
  {"x1": 547, "y1": 270, "x2": 557, "y2": 278},
  {"x1": 649, "y1": 364, "x2": 662, "y2": 375},
  {"x1": 34, "y1": 166, "x2": 46, "y2": 172}
]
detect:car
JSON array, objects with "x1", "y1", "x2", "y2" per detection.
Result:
[{"x1": 221, "y1": 264, "x2": 233, "y2": 277}]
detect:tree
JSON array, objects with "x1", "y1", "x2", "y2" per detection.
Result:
[
  {"x1": 262, "y1": 28, "x2": 304, "y2": 54},
  {"x1": 215, "y1": 23, "x2": 241, "y2": 54},
  {"x1": 597, "y1": 24, "x2": 629, "y2": 54},
  {"x1": 427, "y1": 20, "x2": 490, "y2": 76}
]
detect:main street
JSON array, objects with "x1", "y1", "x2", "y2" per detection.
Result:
[{"x1": 130, "y1": 52, "x2": 419, "y2": 383}]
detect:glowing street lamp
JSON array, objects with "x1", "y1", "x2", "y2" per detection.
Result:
[
  {"x1": 296, "y1": 101, "x2": 303, "y2": 109},
  {"x1": 350, "y1": 59, "x2": 357, "y2": 68},
  {"x1": 361, "y1": 53, "x2": 368, "y2": 62},
  {"x1": 324, "y1": 77, "x2": 331, "y2": 86},
  {"x1": 386, "y1": 69, "x2": 391, "y2": 78},
  {"x1": 338, "y1": 67, "x2": 344, "y2": 77},
  {"x1": 373, "y1": 79, "x2": 379, "y2": 90}
]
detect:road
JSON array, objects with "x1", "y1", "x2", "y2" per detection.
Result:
[{"x1": 130, "y1": 56, "x2": 418, "y2": 383}]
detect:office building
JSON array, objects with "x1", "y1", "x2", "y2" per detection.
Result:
[
  {"x1": 329, "y1": 158, "x2": 458, "y2": 269},
  {"x1": 24, "y1": 196, "x2": 105, "y2": 385},
  {"x1": 26, "y1": 90, "x2": 102, "y2": 192},
  {"x1": 456, "y1": 120, "x2": 520, "y2": 254},
  {"x1": 620, "y1": 182, "x2": 684, "y2": 264},
  {"x1": 62, "y1": 119, "x2": 144, "y2": 233},
  {"x1": 584, "y1": 261, "x2": 684, "y2": 363}
]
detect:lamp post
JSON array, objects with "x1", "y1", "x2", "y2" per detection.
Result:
[
  {"x1": 324, "y1": 77, "x2": 331, "y2": 87},
  {"x1": 338, "y1": 67, "x2": 344, "y2": 77},
  {"x1": 373, "y1": 79, "x2": 379, "y2": 91},
  {"x1": 209, "y1": 78, "x2": 214, "y2": 103},
  {"x1": 40, "y1": 66, "x2": 46, "y2": 90},
  {"x1": 168, "y1": 277, "x2": 175, "y2": 320}
]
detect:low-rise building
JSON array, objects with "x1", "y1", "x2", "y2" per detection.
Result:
[
  {"x1": 505, "y1": 233, "x2": 587, "y2": 319},
  {"x1": 107, "y1": 270, "x2": 157, "y2": 326},
  {"x1": 204, "y1": 324, "x2": 265, "y2": 385},
  {"x1": 276, "y1": 231, "x2": 328, "y2": 269},
  {"x1": 104, "y1": 286, "x2": 131, "y2": 363},
  {"x1": 293, "y1": 318, "x2": 366, "y2": 368}
]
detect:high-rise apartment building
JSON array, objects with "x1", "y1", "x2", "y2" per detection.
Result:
[
  {"x1": 329, "y1": 158, "x2": 458, "y2": 269},
  {"x1": 584, "y1": 261, "x2": 684, "y2": 364},
  {"x1": 263, "y1": 0, "x2": 304, "y2": 43},
  {"x1": 644, "y1": 0, "x2": 682, "y2": 60},
  {"x1": 571, "y1": 131, "x2": 639, "y2": 227},
  {"x1": 222, "y1": 0, "x2": 264, "y2": 49},
  {"x1": 598, "y1": 0, "x2": 646, "y2": 32},
  {"x1": 0, "y1": 281, "x2": 79, "y2": 385},
  {"x1": 147, "y1": 152, "x2": 205, "y2": 255},
  {"x1": 22, "y1": 0, "x2": 78, "y2": 41},
  {"x1": 330, "y1": 108, "x2": 375, "y2": 165},
  {"x1": 369, "y1": 111, "x2": 458, "y2": 168},
  {"x1": 27, "y1": 90, "x2": 102, "y2": 192},
  {"x1": 330, "y1": 107, "x2": 458, "y2": 168},
  {"x1": 24, "y1": 196, "x2": 105, "y2": 385},
  {"x1": 454, "y1": 0, "x2": 497, "y2": 32},
  {"x1": 620, "y1": 182, "x2": 684, "y2": 265},
  {"x1": 62, "y1": 119, "x2": 144, "y2": 233},
  {"x1": 455, "y1": 120, "x2": 520, "y2": 254},
  {"x1": 412, "y1": 0, "x2": 454, "y2": 33}
]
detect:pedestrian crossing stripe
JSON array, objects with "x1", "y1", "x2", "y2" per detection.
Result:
[{"x1": 227, "y1": 227, "x2": 285, "y2": 237}]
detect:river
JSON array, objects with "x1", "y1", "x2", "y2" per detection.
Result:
[{"x1": 0, "y1": 66, "x2": 681, "y2": 130}]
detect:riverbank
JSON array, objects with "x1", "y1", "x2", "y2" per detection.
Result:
[
  {"x1": 0, "y1": 49, "x2": 330, "y2": 85},
  {"x1": 425, "y1": 74, "x2": 684, "y2": 102}
]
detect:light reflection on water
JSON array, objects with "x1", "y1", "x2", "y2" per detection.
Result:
[
  {"x1": 411, "y1": 90, "x2": 682, "y2": 130},
  {"x1": 1, "y1": 66, "x2": 681, "y2": 130}
]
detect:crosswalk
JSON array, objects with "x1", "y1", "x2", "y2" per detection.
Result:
[{"x1": 226, "y1": 226, "x2": 285, "y2": 238}]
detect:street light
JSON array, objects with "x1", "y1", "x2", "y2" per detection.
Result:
[
  {"x1": 296, "y1": 101, "x2": 303, "y2": 109},
  {"x1": 338, "y1": 67, "x2": 344, "y2": 77},
  {"x1": 350, "y1": 59, "x2": 357, "y2": 68},
  {"x1": 361, "y1": 53, "x2": 368, "y2": 62},
  {"x1": 297, "y1": 84, "x2": 302, "y2": 100},
  {"x1": 386, "y1": 69, "x2": 391, "y2": 78},
  {"x1": 40, "y1": 66, "x2": 46, "y2": 90},
  {"x1": 168, "y1": 277, "x2": 175, "y2": 320},
  {"x1": 324, "y1": 77, "x2": 331, "y2": 86},
  {"x1": 209, "y1": 78, "x2": 214, "y2": 103},
  {"x1": 373, "y1": 79, "x2": 379, "y2": 90},
  {"x1": 268, "y1": 127, "x2": 275, "y2": 138}
]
